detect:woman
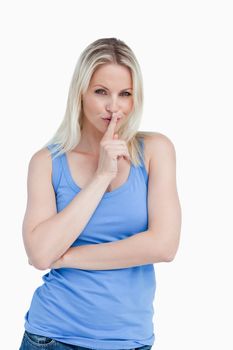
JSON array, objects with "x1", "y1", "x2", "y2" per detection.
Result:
[{"x1": 19, "y1": 37, "x2": 181, "y2": 350}]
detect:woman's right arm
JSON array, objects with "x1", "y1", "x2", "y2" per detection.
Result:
[{"x1": 22, "y1": 148, "x2": 112, "y2": 270}]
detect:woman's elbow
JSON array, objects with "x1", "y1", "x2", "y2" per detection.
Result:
[{"x1": 28, "y1": 256, "x2": 49, "y2": 270}]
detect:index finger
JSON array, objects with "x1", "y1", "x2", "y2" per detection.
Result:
[{"x1": 101, "y1": 113, "x2": 118, "y2": 141}]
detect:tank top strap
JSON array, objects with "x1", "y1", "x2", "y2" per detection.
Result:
[
  {"x1": 138, "y1": 137, "x2": 149, "y2": 184},
  {"x1": 47, "y1": 144, "x2": 62, "y2": 193}
]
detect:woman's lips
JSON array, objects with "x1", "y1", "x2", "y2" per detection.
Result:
[
  {"x1": 102, "y1": 115, "x2": 122, "y2": 120},
  {"x1": 101, "y1": 113, "x2": 122, "y2": 125},
  {"x1": 102, "y1": 116, "x2": 122, "y2": 124}
]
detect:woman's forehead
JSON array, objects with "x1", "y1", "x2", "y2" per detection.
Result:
[{"x1": 90, "y1": 64, "x2": 132, "y2": 88}]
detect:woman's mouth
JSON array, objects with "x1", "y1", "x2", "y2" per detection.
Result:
[{"x1": 102, "y1": 116, "x2": 121, "y2": 123}]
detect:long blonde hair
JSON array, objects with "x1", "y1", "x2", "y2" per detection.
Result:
[{"x1": 42, "y1": 37, "x2": 154, "y2": 166}]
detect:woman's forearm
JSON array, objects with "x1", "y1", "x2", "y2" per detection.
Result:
[
  {"x1": 27, "y1": 172, "x2": 112, "y2": 270},
  {"x1": 49, "y1": 230, "x2": 169, "y2": 270}
]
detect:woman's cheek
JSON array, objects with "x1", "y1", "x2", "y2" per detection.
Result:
[
  {"x1": 124, "y1": 99, "x2": 133, "y2": 112},
  {"x1": 94, "y1": 98, "x2": 105, "y2": 109}
]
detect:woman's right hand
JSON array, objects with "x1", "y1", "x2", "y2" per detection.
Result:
[{"x1": 96, "y1": 113, "x2": 131, "y2": 180}]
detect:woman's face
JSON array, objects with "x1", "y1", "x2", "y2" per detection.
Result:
[{"x1": 81, "y1": 63, "x2": 133, "y2": 133}]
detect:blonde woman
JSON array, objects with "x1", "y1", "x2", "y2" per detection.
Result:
[{"x1": 19, "y1": 37, "x2": 181, "y2": 350}]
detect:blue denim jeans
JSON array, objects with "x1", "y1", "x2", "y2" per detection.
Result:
[{"x1": 19, "y1": 330, "x2": 153, "y2": 350}]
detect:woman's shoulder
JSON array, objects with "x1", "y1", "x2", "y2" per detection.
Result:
[
  {"x1": 30, "y1": 145, "x2": 53, "y2": 162},
  {"x1": 27, "y1": 146, "x2": 54, "y2": 177},
  {"x1": 137, "y1": 129, "x2": 174, "y2": 152},
  {"x1": 136, "y1": 131, "x2": 176, "y2": 172},
  {"x1": 137, "y1": 130, "x2": 173, "y2": 143}
]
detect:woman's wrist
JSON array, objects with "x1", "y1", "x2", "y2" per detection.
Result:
[
  {"x1": 49, "y1": 252, "x2": 68, "y2": 269},
  {"x1": 61, "y1": 247, "x2": 78, "y2": 268}
]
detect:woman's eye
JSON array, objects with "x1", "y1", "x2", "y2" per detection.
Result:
[
  {"x1": 94, "y1": 89, "x2": 131, "y2": 97},
  {"x1": 122, "y1": 91, "x2": 131, "y2": 96},
  {"x1": 95, "y1": 89, "x2": 106, "y2": 95}
]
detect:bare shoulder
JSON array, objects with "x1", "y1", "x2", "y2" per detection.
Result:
[
  {"x1": 144, "y1": 130, "x2": 175, "y2": 150},
  {"x1": 141, "y1": 132, "x2": 176, "y2": 172},
  {"x1": 28, "y1": 146, "x2": 52, "y2": 175}
]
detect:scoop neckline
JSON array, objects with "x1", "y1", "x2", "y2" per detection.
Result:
[{"x1": 61, "y1": 153, "x2": 134, "y2": 198}]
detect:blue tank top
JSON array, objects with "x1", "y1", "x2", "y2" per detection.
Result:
[{"x1": 23, "y1": 137, "x2": 156, "y2": 349}]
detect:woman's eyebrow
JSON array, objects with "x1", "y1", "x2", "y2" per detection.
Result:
[{"x1": 93, "y1": 84, "x2": 132, "y2": 91}]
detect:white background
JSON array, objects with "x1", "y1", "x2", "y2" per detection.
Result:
[{"x1": 0, "y1": 0, "x2": 232, "y2": 349}]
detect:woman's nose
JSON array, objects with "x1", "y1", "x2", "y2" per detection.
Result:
[{"x1": 106, "y1": 97, "x2": 120, "y2": 113}]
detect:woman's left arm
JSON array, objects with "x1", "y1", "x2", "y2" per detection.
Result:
[{"x1": 49, "y1": 134, "x2": 182, "y2": 270}]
